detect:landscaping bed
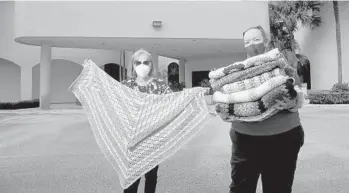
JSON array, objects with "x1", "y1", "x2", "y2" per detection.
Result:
[
  {"x1": 307, "y1": 83, "x2": 349, "y2": 104},
  {"x1": 0, "y1": 99, "x2": 39, "y2": 110}
]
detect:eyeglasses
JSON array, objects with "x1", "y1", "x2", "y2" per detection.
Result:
[{"x1": 134, "y1": 60, "x2": 151, "y2": 65}]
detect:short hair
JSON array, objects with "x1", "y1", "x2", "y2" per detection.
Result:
[
  {"x1": 243, "y1": 25, "x2": 269, "y2": 43},
  {"x1": 243, "y1": 25, "x2": 270, "y2": 50},
  {"x1": 129, "y1": 48, "x2": 155, "y2": 78}
]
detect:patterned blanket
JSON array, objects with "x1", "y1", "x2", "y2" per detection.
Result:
[
  {"x1": 69, "y1": 60, "x2": 215, "y2": 188},
  {"x1": 213, "y1": 75, "x2": 290, "y2": 104},
  {"x1": 221, "y1": 68, "x2": 284, "y2": 94},
  {"x1": 216, "y1": 79, "x2": 297, "y2": 117},
  {"x1": 209, "y1": 48, "x2": 302, "y2": 122},
  {"x1": 210, "y1": 57, "x2": 288, "y2": 91},
  {"x1": 208, "y1": 48, "x2": 281, "y2": 79},
  {"x1": 218, "y1": 103, "x2": 280, "y2": 122}
]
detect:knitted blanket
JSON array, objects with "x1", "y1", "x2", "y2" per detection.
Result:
[
  {"x1": 221, "y1": 68, "x2": 284, "y2": 94},
  {"x1": 213, "y1": 75, "x2": 290, "y2": 104},
  {"x1": 216, "y1": 79, "x2": 297, "y2": 117},
  {"x1": 210, "y1": 57, "x2": 288, "y2": 91},
  {"x1": 69, "y1": 60, "x2": 215, "y2": 189},
  {"x1": 219, "y1": 103, "x2": 280, "y2": 122},
  {"x1": 208, "y1": 48, "x2": 281, "y2": 79}
]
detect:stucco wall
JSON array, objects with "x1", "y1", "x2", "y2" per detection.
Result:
[
  {"x1": 32, "y1": 60, "x2": 83, "y2": 104},
  {"x1": 0, "y1": 59, "x2": 21, "y2": 102},
  {"x1": 14, "y1": 1, "x2": 270, "y2": 40},
  {"x1": 1, "y1": 1, "x2": 270, "y2": 102},
  {"x1": 294, "y1": 1, "x2": 349, "y2": 90}
]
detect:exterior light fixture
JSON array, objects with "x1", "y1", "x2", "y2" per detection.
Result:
[{"x1": 152, "y1": 21, "x2": 162, "y2": 28}]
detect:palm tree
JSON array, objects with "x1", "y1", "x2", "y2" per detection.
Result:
[
  {"x1": 269, "y1": 1, "x2": 324, "y2": 53},
  {"x1": 333, "y1": 1, "x2": 342, "y2": 84}
]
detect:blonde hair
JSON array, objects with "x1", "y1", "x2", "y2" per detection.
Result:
[
  {"x1": 129, "y1": 48, "x2": 155, "y2": 78},
  {"x1": 243, "y1": 25, "x2": 271, "y2": 51}
]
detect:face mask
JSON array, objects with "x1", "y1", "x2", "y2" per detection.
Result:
[
  {"x1": 135, "y1": 64, "x2": 151, "y2": 78},
  {"x1": 245, "y1": 43, "x2": 266, "y2": 57}
]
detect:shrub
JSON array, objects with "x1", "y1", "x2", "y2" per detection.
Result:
[
  {"x1": 307, "y1": 90, "x2": 349, "y2": 104},
  {"x1": 169, "y1": 81, "x2": 186, "y2": 92},
  {"x1": 0, "y1": 99, "x2": 40, "y2": 110},
  {"x1": 332, "y1": 82, "x2": 349, "y2": 92}
]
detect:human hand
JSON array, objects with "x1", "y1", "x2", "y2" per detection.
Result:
[
  {"x1": 274, "y1": 96, "x2": 297, "y2": 111},
  {"x1": 83, "y1": 58, "x2": 90, "y2": 65},
  {"x1": 289, "y1": 86, "x2": 305, "y2": 112},
  {"x1": 204, "y1": 94, "x2": 215, "y2": 105},
  {"x1": 83, "y1": 58, "x2": 96, "y2": 66},
  {"x1": 207, "y1": 103, "x2": 218, "y2": 116},
  {"x1": 203, "y1": 94, "x2": 217, "y2": 115}
]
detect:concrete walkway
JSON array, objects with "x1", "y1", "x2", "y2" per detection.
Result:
[{"x1": 0, "y1": 105, "x2": 349, "y2": 193}]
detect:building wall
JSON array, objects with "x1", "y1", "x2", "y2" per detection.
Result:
[
  {"x1": 0, "y1": 59, "x2": 21, "y2": 102},
  {"x1": 0, "y1": 1, "x2": 270, "y2": 102},
  {"x1": 0, "y1": 2, "x2": 127, "y2": 103},
  {"x1": 14, "y1": 1, "x2": 270, "y2": 40},
  {"x1": 294, "y1": 1, "x2": 349, "y2": 90},
  {"x1": 32, "y1": 60, "x2": 83, "y2": 104},
  {"x1": 185, "y1": 53, "x2": 246, "y2": 87}
]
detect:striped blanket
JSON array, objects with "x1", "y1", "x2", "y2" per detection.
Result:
[
  {"x1": 209, "y1": 48, "x2": 299, "y2": 122},
  {"x1": 69, "y1": 60, "x2": 215, "y2": 188},
  {"x1": 216, "y1": 79, "x2": 297, "y2": 117},
  {"x1": 210, "y1": 57, "x2": 288, "y2": 91},
  {"x1": 208, "y1": 48, "x2": 281, "y2": 79}
]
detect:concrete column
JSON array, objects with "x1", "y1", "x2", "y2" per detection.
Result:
[
  {"x1": 20, "y1": 66, "x2": 33, "y2": 101},
  {"x1": 152, "y1": 52, "x2": 160, "y2": 77},
  {"x1": 39, "y1": 45, "x2": 52, "y2": 110},
  {"x1": 179, "y1": 58, "x2": 186, "y2": 83}
]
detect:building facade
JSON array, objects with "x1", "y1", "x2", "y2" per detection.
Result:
[{"x1": 2, "y1": 1, "x2": 347, "y2": 109}]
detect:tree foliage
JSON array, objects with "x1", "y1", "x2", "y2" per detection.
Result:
[{"x1": 269, "y1": 1, "x2": 324, "y2": 53}]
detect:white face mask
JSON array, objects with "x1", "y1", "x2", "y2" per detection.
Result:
[
  {"x1": 134, "y1": 55, "x2": 152, "y2": 78},
  {"x1": 135, "y1": 64, "x2": 151, "y2": 78}
]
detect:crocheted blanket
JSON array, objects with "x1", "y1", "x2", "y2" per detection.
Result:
[
  {"x1": 210, "y1": 57, "x2": 288, "y2": 91},
  {"x1": 221, "y1": 68, "x2": 284, "y2": 94},
  {"x1": 69, "y1": 60, "x2": 215, "y2": 188},
  {"x1": 208, "y1": 48, "x2": 281, "y2": 80},
  {"x1": 213, "y1": 75, "x2": 290, "y2": 103},
  {"x1": 216, "y1": 79, "x2": 297, "y2": 117},
  {"x1": 210, "y1": 48, "x2": 300, "y2": 122}
]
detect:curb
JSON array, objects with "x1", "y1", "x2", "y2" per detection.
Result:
[{"x1": 303, "y1": 104, "x2": 349, "y2": 108}]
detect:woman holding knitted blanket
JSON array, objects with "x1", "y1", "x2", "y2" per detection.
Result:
[
  {"x1": 228, "y1": 26, "x2": 304, "y2": 193},
  {"x1": 120, "y1": 48, "x2": 215, "y2": 192},
  {"x1": 74, "y1": 49, "x2": 216, "y2": 191},
  {"x1": 121, "y1": 49, "x2": 172, "y2": 193}
]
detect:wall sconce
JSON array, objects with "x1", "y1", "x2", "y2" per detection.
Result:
[{"x1": 152, "y1": 21, "x2": 162, "y2": 28}]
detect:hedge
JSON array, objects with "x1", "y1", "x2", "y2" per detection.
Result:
[
  {"x1": 307, "y1": 91, "x2": 349, "y2": 104},
  {"x1": 0, "y1": 99, "x2": 40, "y2": 110}
]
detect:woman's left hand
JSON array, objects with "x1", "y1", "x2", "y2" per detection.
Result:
[
  {"x1": 83, "y1": 58, "x2": 97, "y2": 66},
  {"x1": 207, "y1": 104, "x2": 218, "y2": 115},
  {"x1": 203, "y1": 94, "x2": 217, "y2": 115},
  {"x1": 274, "y1": 96, "x2": 297, "y2": 111}
]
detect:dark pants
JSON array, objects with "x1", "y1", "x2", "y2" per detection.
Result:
[
  {"x1": 229, "y1": 125, "x2": 304, "y2": 193},
  {"x1": 123, "y1": 165, "x2": 159, "y2": 193}
]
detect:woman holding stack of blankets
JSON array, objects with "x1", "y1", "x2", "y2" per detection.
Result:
[{"x1": 209, "y1": 26, "x2": 305, "y2": 193}]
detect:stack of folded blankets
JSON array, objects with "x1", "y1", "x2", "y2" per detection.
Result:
[{"x1": 209, "y1": 48, "x2": 298, "y2": 122}]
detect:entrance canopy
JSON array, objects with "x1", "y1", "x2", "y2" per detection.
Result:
[{"x1": 15, "y1": 37, "x2": 245, "y2": 60}]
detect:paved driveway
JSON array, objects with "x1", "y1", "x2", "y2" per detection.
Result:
[{"x1": 0, "y1": 106, "x2": 349, "y2": 193}]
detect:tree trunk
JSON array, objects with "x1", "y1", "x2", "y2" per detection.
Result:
[{"x1": 333, "y1": 1, "x2": 342, "y2": 84}]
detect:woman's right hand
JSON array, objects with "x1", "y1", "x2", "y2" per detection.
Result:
[{"x1": 82, "y1": 59, "x2": 89, "y2": 66}]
